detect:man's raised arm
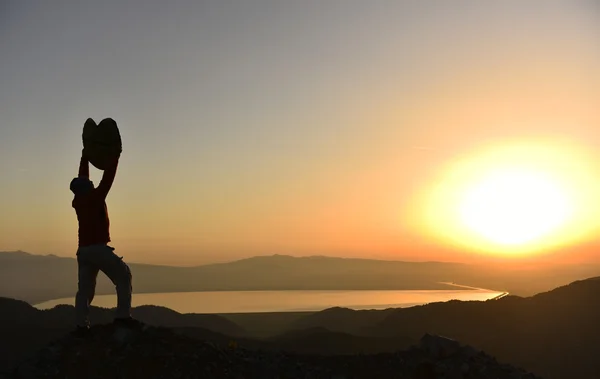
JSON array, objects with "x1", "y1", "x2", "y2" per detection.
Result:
[
  {"x1": 78, "y1": 150, "x2": 89, "y2": 178},
  {"x1": 96, "y1": 156, "x2": 119, "y2": 199}
]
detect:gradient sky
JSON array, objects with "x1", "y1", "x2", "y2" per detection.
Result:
[{"x1": 1, "y1": 1, "x2": 598, "y2": 265}]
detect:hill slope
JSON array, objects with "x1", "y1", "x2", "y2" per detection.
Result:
[
  {"x1": 287, "y1": 276, "x2": 600, "y2": 379},
  {"x1": 7, "y1": 324, "x2": 540, "y2": 379},
  {"x1": 4, "y1": 276, "x2": 600, "y2": 378},
  {"x1": 0, "y1": 297, "x2": 246, "y2": 372}
]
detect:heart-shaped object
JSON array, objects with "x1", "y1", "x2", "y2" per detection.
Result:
[{"x1": 82, "y1": 118, "x2": 123, "y2": 170}]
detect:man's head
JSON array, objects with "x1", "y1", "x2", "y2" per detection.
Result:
[{"x1": 70, "y1": 177, "x2": 94, "y2": 196}]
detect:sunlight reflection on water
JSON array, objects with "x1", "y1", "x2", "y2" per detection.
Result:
[{"x1": 35, "y1": 288, "x2": 505, "y2": 313}]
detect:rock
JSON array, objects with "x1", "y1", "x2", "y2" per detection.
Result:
[
  {"x1": 415, "y1": 361, "x2": 436, "y2": 379},
  {"x1": 113, "y1": 327, "x2": 136, "y2": 345},
  {"x1": 461, "y1": 362, "x2": 470, "y2": 373},
  {"x1": 420, "y1": 333, "x2": 462, "y2": 359},
  {"x1": 461, "y1": 344, "x2": 482, "y2": 359},
  {"x1": 8, "y1": 327, "x2": 542, "y2": 379}
]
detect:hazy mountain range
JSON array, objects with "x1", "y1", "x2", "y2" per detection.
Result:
[
  {"x1": 3, "y1": 277, "x2": 600, "y2": 379},
  {"x1": 2, "y1": 250, "x2": 599, "y2": 304}
]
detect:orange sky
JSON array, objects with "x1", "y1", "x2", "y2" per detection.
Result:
[{"x1": 1, "y1": 2, "x2": 599, "y2": 266}]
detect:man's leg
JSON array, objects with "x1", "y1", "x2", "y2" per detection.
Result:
[
  {"x1": 85, "y1": 244, "x2": 133, "y2": 320},
  {"x1": 75, "y1": 248, "x2": 100, "y2": 328}
]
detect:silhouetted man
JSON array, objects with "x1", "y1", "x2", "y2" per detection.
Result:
[{"x1": 70, "y1": 150, "x2": 140, "y2": 335}]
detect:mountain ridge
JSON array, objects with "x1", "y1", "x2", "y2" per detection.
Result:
[
  {"x1": 3, "y1": 250, "x2": 598, "y2": 305},
  {"x1": 0, "y1": 251, "x2": 476, "y2": 305}
]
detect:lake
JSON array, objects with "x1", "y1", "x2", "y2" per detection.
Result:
[{"x1": 34, "y1": 287, "x2": 506, "y2": 314}]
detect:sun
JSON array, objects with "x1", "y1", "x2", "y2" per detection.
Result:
[
  {"x1": 457, "y1": 169, "x2": 572, "y2": 246},
  {"x1": 414, "y1": 140, "x2": 600, "y2": 256}
]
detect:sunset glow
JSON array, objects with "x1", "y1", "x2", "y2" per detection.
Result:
[
  {"x1": 419, "y1": 141, "x2": 600, "y2": 257},
  {"x1": 0, "y1": 2, "x2": 598, "y2": 265},
  {"x1": 458, "y1": 168, "x2": 572, "y2": 246}
]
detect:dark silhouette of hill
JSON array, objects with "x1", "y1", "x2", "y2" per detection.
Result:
[
  {"x1": 267, "y1": 326, "x2": 413, "y2": 356},
  {"x1": 4, "y1": 278, "x2": 600, "y2": 377},
  {"x1": 0, "y1": 297, "x2": 245, "y2": 335},
  {"x1": 286, "y1": 276, "x2": 600, "y2": 379},
  {"x1": 3, "y1": 250, "x2": 598, "y2": 305},
  {"x1": 219, "y1": 311, "x2": 310, "y2": 338},
  {"x1": 285, "y1": 306, "x2": 397, "y2": 336},
  {"x1": 131, "y1": 305, "x2": 246, "y2": 336},
  {"x1": 7, "y1": 323, "x2": 539, "y2": 379},
  {"x1": 0, "y1": 297, "x2": 246, "y2": 373},
  {"x1": 0, "y1": 298, "x2": 39, "y2": 324},
  {"x1": 171, "y1": 325, "x2": 408, "y2": 356}
]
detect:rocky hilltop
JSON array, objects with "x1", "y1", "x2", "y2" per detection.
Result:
[{"x1": 7, "y1": 324, "x2": 540, "y2": 379}]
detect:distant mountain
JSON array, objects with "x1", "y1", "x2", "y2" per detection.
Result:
[
  {"x1": 0, "y1": 251, "x2": 467, "y2": 304},
  {"x1": 3, "y1": 251, "x2": 598, "y2": 305}
]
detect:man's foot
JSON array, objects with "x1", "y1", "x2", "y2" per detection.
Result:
[
  {"x1": 71, "y1": 325, "x2": 91, "y2": 339},
  {"x1": 113, "y1": 317, "x2": 144, "y2": 330}
]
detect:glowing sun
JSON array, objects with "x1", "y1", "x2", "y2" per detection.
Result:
[
  {"x1": 416, "y1": 140, "x2": 600, "y2": 256},
  {"x1": 457, "y1": 169, "x2": 572, "y2": 245}
]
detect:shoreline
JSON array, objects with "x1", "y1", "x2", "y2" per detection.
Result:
[
  {"x1": 32, "y1": 287, "x2": 462, "y2": 307},
  {"x1": 32, "y1": 284, "x2": 506, "y2": 313},
  {"x1": 490, "y1": 292, "x2": 509, "y2": 300},
  {"x1": 439, "y1": 282, "x2": 509, "y2": 295}
]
